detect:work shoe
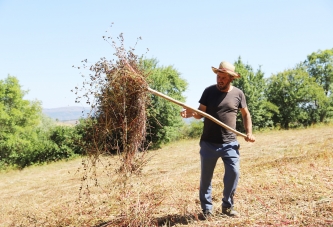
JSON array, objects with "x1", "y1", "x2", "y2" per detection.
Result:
[
  {"x1": 202, "y1": 209, "x2": 213, "y2": 219},
  {"x1": 222, "y1": 207, "x2": 240, "y2": 217}
]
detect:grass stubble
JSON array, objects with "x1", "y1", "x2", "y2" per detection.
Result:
[{"x1": 0, "y1": 124, "x2": 332, "y2": 227}]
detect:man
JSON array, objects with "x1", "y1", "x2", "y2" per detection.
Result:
[{"x1": 180, "y1": 61, "x2": 255, "y2": 218}]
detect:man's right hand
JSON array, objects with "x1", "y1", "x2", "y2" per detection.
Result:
[
  {"x1": 180, "y1": 108, "x2": 194, "y2": 118},
  {"x1": 181, "y1": 105, "x2": 205, "y2": 119}
]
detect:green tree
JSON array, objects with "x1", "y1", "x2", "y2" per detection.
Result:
[
  {"x1": 0, "y1": 76, "x2": 86, "y2": 169},
  {"x1": 304, "y1": 48, "x2": 333, "y2": 121},
  {"x1": 266, "y1": 66, "x2": 327, "y2": 129},
  {"x1": 0, "y1": 75, "x2": 42, "y2": 163},
  {"x1": 233, "y1": 57, "x2": 278, "y2": 131},
  {"x1": 142, "y1": 58, "x2": 188, "y2": 148}
]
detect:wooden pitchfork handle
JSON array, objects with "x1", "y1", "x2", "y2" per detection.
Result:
[{"x1": 148, "y1": 87, "x2": 247, "y2": 138}]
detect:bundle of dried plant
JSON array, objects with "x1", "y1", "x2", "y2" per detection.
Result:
[{"x1": 74, "y1": 32, "x2": 151, "y2": 176}]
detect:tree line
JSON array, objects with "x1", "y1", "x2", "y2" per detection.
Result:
[
  {"x1": 233, "y1": 48, "x2": 333, "y2": 131},
  {"x1": 0, "y1": 48, "x2": 332, "y2": 169}
]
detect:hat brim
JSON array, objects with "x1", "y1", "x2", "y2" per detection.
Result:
[{"x1": 212, "y1": 67, "x2": 240, "y2": 78}]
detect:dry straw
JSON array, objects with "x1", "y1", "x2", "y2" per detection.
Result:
[
  {"x1": 74, "y1": 32, "x2": 151, "y2": 175},
  {"x1": 72, "y1": 31, "x2": 166, "y2": 225}
]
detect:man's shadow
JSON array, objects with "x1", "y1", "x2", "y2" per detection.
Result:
[
  {"x1": 93, "y1": 212, "x2": 207, "y2": 227},
  {"x1": 156, "y1": 213, "x2": 205, "y2": 226}
]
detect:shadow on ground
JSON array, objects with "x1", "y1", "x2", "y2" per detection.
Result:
[{"x1": 93, "y1": 213, "x2": 207, "y2": 227}]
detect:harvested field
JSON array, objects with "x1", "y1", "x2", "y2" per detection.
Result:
[{"x1": 0, "y1": 125, "x2": 332, "y2": 226}]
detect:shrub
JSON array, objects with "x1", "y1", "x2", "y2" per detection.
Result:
[{"x1": 179, "y1": 120, "x2": 203, "y2": 139}]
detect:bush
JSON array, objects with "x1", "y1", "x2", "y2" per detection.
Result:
[
  {"x1": 1, "y1": 125, "x2": 81, "y2": 169},
  {"x1": 0, "y1": 121, "x2": 84, "y2": 169},
  {"x1": 188, "y1": 120, "x2": 204, "y2": 138},
  {"x1": 49, "y1": 125, "x2": 82, "y2": 155},
  {"x1": 8, "y1": 135, "x2": 62, "y2": 168},
  {"x1": 179, "y1": 120, "x2": 203, "y2": 139}
]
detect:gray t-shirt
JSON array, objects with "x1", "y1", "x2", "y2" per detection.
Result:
[{"x1": 199, "y1": 85, "x2": 247, "y2": 144}]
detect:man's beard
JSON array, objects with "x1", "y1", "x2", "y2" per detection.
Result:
[{"x1": 217, "y1": 83, "x2": 229, "y2": 91}]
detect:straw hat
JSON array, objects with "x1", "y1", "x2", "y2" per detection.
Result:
[{"x1": 212, "y1": 61, "x2": 240, "y2": 78}]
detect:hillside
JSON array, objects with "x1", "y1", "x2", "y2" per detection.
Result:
[
  {"x1": 0, "y1": 125, "x2": 332, "y2": 226},
  {"x1": 42, "y1": 106, "x2": 90, "y2": 121}
]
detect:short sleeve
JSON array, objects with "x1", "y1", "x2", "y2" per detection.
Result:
[
  {"x1": 239, "y1": 91, "x2": 247, "y2": 109},
  {"x1": 199, "y1": 88, "x2": 209, "y2": 106}
]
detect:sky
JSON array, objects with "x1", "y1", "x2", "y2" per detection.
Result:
[{"x1": 1, "y1": 0, "x2": 333, "y2": 109}]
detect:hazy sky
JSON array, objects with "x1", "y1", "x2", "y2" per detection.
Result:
[{"x1": 1, "y1": 0, "x2": 332, "y2": 109}]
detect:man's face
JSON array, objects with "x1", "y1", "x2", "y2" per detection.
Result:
[{"x1": 216, "y1": 71, "x2": 233, "y2": 91}]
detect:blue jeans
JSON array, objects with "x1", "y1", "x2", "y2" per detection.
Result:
[{"x1": 199, "y1": 140, "x2": 240, "y2": 211}]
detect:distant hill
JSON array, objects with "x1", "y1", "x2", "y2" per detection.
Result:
[
  {"x1": 43, "y1": 106, "x2": 196, "y2": 124},
  {"x1": 42, "y1": 106, "x2": 90, "y2": 122}
]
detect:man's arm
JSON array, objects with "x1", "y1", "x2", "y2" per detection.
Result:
[{"x1": 240, "y1": 107, "x2": 255, "y2": 142}]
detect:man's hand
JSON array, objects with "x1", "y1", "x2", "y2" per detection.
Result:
[
  {"x1": 180, "y1": 108, "x2": 195, "y2": 118},
  {"x1": 245, "y1": 133, "x2": 255, "y2": 142}
]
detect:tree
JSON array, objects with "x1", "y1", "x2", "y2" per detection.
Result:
[
  {"x1": 304, "y1": 48, "x2": 333, "y2": 121},
  {"x1": 266, "y1": 65, "x2": 327, "y2": 129},
  {"x1": 142, "y1": 58, "x2": 188, "y2": 148},
  {"x1": 233, "y1": 57, "x2": 278, "y2": 131},
  {"x1": 0, "y1": 75, "x2": 42, "y2": 164}
]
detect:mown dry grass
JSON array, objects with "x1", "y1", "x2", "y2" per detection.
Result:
[{"x1": 1, "y1": 125, "x2": 332, "y2": 227}]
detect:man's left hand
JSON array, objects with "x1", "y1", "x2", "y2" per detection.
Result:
[{"x1": 245, "y1": 133, "x2": 255, "y2": 142}]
